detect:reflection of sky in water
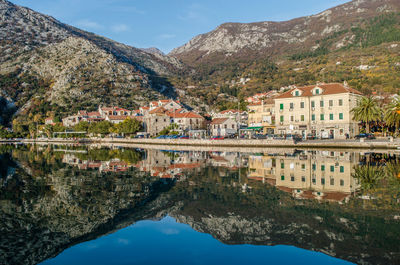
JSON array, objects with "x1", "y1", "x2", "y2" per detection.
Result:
[{"x1": 41, "y1": 216, "x2": 352, "y2": 265}]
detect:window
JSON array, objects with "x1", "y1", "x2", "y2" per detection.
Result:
[
  {"x1": 330, "y1": 165, "x2": 335, "y2": 172},
  {"x1": 301, "y1": 176, "x2": 306, "y2": 182},
  {"x1": 311, "y1": 101, "x2": 315, "y2": 108},
  {"x1": 281, "y1": 175, "x2": 285, "y2": 181},
  {"x1": 290, "y1": 103, "x2": 294, "y2": 109},
  {"x1": 329, "y1": 100, "x2": 333, "y2": 107},
  {"x1": 300, "y1": 102, "x2": 305, "y2": 108},
  {"x1": 232, "y1": 124, "x2": 235, "y2": 129},
  {"x1": 312, "y1": 164, "x2": 316, "y2": 170},
  {"x1": 301, "y1": 164, "x2": 306, "y2": 170},
  {"x1": 321, "y1": 178, "x2": 325, "y2": 185},
  {"x1": 295, "y1": 90, "x2": 300, "y2": 96},
  {"x1": 301, "y1": 115, "x2": 305, "y2": 121},
  {"x1": 224, "y1": 124, "x2": 227, "y2": 129},
  {"x1": 340, "y1": 179, "x2": 344, "y2": 186},
  {"x1": 316, "y1": 89, "x2": 320, "y2": 95},
  {"x1": 321, "y1": 165, "x2": 325, "y2": 171},
  {"x1": 339, "y1": 99, "x2": 343, "y2": 106},
  {"x1": 312, "y1": 177, "x2": 316, "y2": 184},
  {"x1": 339, "y1": 113, "x2": 344, "y2": 120},
  {"x1": 330, "y1": 177, "x2": 334, "y2": 185},
  {"x1": 281, "y1": 162, "x2": 285, "y2": 169},
  {"x1": 291, "y1": 176, "x2": 295, "y2": 182},
  {"x1": 290, "y1": 116, "x2": 294, "y2": 122},
  {"x1": 340, "y1": 166, "x2": 344, "y2": 173},
  {"x1": 330, "y1": 114, "x2": 334, "y2": 120},
  {"x1": 320, "y1": 100, "x2": 324, "y2": 107},
  {"x1": 320, "y1": 114, "x2": 324, "y2": 121},
  {"x1": 312, "y1": 114, "x2": 315, "y2": 121},
  {"x1": 280, "y1": 103, "x2": 284, "y2": 110},
  {"x1": 280, "y1": 116, "x2": 284, "y2": 122}
]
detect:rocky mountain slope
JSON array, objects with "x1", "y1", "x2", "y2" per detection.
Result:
[
  {"x1": 167, "y1": 0, "x2": 400, "y2": 111},
  {"x1": 0, "y1": 0, "x2": 184, "y2": 123},
  {"x1": 170, "y1": 0, "x2": 400, "y2": 65}
]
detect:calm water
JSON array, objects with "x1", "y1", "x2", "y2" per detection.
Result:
[{"x1": 0, "y1": 144, "x2": 399, "y2": 265}]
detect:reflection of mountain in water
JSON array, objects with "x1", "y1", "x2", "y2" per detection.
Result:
[{"x1": 0, "y1": 145, "x2": 399, "y2": 265}]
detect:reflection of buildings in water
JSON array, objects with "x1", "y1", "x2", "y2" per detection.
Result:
[
  {"x1": 208, "y1": 152, "x2": 248, "y2": 169},
  {"x1": 62, "y1": 150, "x2": 208, "y2": 180},
  {"x1": 62, "y1": 154, "x2": 132, "y2": 172},
  {"x1": 136, "y1": 150, "x2": 207, "y2": 179},
  {"x1": 248, "y1": 151, "x2": 360, "y2": 202}
]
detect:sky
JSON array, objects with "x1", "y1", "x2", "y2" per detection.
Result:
[{"x1": 10, "y1": 0, "x2": 350, "y2": 54}]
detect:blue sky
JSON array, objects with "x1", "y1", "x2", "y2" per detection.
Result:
[{"x1": 10, "y1": 0, "x2": 350, "y2": 53}]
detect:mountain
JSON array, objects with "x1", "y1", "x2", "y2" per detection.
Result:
[
  {"x1": 0, "y1": 0, "x2": 184, "y2": 125},
  {"x1": 168, "y1": 0, "x2": 400, "y2": 110},
  {"x1": 170, "y1": 0, "x2": 400, "y2": 65}
]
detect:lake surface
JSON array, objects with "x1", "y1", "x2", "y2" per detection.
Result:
[{"x1": 0, "y1": 144, "x2": 399, "y2": 265}]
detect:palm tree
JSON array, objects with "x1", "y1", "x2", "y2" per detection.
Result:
[
  {"x1": 384, "y1": 97, "x2": 400, "y2": 137},
  {"x1": 351, "y1": 96, "x2": 382, "y2": 133},
  {"x1": 352, "y1": 165, "x2": 384, "y2": 191}
]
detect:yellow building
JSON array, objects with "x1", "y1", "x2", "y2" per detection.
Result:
[
  {"x1": 247, "y1": 98, "x2": 275, "y2": 134},
  {"x1": 274, "y1": 83, "x2": 362, "y2": 139}
]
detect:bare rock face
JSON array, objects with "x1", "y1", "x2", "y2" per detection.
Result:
[
  {"x1": 0, "y1": 0, "x2": 183, "y2": 117},
  {"x1": 170, "y1": 0, "x2": 400, "y2": 65}
]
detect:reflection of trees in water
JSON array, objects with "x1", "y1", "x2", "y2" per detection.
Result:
[
  {"x1": 352, "y1": 162, "x2": 400, "y2": 192},
  {"x1": 352, "y1": 165, "x2": 385, "y2": 190}
]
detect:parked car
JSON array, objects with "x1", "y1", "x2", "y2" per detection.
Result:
[
  {"x1": 211, "y1": 136, "x2": 224, "y2": 140},
  {"x1": 273, "y1": 135, "x2": 285, "y2": 140},
  {"x1": 134, "y1": 134, "x2": 145, "y2": 138},
  {"x1": 178, "y1": 135, "x2": 189, "y2": 139},
  {"x1": 306, "y1": 134, "x2": 318, "y2": 140},
  {"x1": 286, "y1": 134, "x2": 302, "y2": 141},
  {"x1": 156, "y1": 135, "x2": 168, "y2": 139},
  {"x1": 252, "y1": 134, "x2": 267, "y2": 139},
  {"x1": 355, "y1": 133, "x2": 375, "y2": 139}
]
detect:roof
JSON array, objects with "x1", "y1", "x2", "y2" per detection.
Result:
[
  {"x1": 87, "y1": 112, "x2": 100, "y2": 117},
  {"x1": 210, "y1": 118, "x2": 230, "y2": 125},
  {"x1": 276, "y1": 83, "x2": 362, "y2": 99},
  {"x1": 219, "y1": 109, "x2": 245, "y2": 114},
  {"x1": 45, "y1": 117, "x2": 53, "y2": 121},
  {"x1": 107, "y1": 115, "x2": 128, "y2": 120},
  {"x1": 140, "y1": 106, "x2": 150, "y2": 110},
  {"x1": 149, "y1": 106, "x2": 168, "y2": 114},
  {"x1": 167, "y1": 111, "x2": 203, "y2": 119}
]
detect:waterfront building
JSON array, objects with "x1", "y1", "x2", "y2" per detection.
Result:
[
  {"x1": 210, "y1": 118, "x2": 238, "y2": 137},
  {"x1": 247, "y1": 98, "x2": 275, "y2": 134},
  {"x1": 274, "y1": 83, "x2": 362, "y2": 139}
]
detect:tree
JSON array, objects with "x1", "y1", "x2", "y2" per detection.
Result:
[
  {"x1": 113, "y1": 118, "x2": 142, "y2": 136},
  {"x1": 384, "y1": 97, "x2": 400, "y2": 137},
  {"x1": 74, "y1": 121, "x2": 89, "y2": 132},
  {"x1": 88, "y1": 121, "x2": 113, "y2": 135},
  {"x1": 351, "y1": 96, "x2": 382, "y2": 133}
]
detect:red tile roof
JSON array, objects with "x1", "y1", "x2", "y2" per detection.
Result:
[
  {"x1": 149, "y1": 106, "x2": 168, "y2": 114},
  {"x1": 210, "y1": 118, "x2": 229, "y2": 125},
  {"x1": 276, "y1": 83, "x2": 362, "y2": 99},
  {"x1": 167, "y1": 111, "x2": 203, "y2": 119}
]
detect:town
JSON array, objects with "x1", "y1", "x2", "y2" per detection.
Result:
[{"x1": 37, "y1": 82, "x2": 398, "y2": 141}]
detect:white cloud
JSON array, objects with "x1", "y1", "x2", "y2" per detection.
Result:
[
  {"x1": 75, "y1": 19, "x2": 104, "y2": 30},
  {"x1": 111, "y1": 24, "x2": 130, "y2": 33}
]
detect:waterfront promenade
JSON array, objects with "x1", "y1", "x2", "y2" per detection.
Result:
[{"x1": 3, "y1": 137, "x2": 399, "y2": 150}]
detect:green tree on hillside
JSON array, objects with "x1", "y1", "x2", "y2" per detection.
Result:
[{"x1": 351, "y1": 96, "x2": 382, "y2": 133}]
